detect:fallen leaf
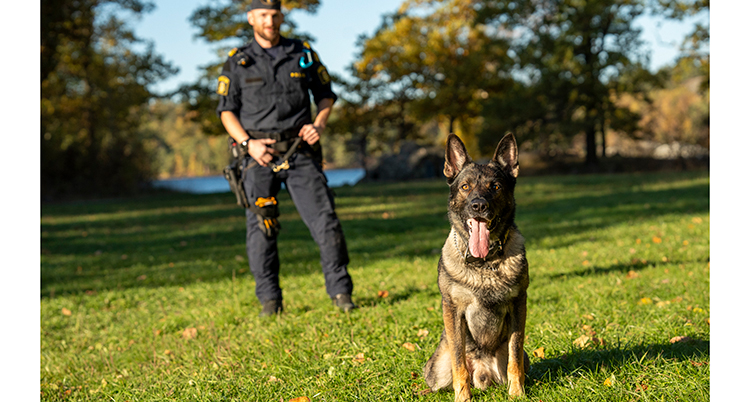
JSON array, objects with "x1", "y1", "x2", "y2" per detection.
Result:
[
  {"x1": 533, "y1": 347, "x2": 545, "y2": 359},
  {"x1": 636, "y1": 382, "x2": 649, "y2": 392},
  {"x1": 603, "y1": 377, "x2": 613, "y2": 387},
  {"x1": 402, "y1": 342, "x2": 416, "y2": 351},
  {"x1": 61, "y1": 308, "x2": 72, "y2": 316},
  {"x1": 417, "y1": 329, "x2": 429, "y2": 339},
  {"x1": 164, "y1": 350, "x2": 172, "y2": 355},
  {"x1": 582, "y1": 314, "x2": 594, "y2": 320},
  {"x1": 692, "y1": 217, "x2": 703, "y2": 224},
  {"x1": 573, "y1": 335, "x2": 590, "y2": 348},
  {"x1": 419, "y1": 389, "x2": 432, "y2": 395},
  {"x1": 410, "y1": 372, "x2": 419, "y2": 379},
  {"x1": 669, "y1": 336, "x2": 693, "y2": 344},
  {"x1": 289, "y1": 397, "x2": 310, "y2": 402},
  {"x1": 182, "y1": 327, "x2": 198, "y2": 340},
  {"x1": 638, "y1": 297, "x2": 652, "y2": 305},
  {"x1": 626, "y1": 270, "x2": 639, "y2": 279},
  {"x1": 353, "y1": 353, "x2": 365, "y2": 363},
  {"x1": 592, "y1": 337, "x2": 605, "y2": 346},
  {"x1": 267, "y1": 375, "x2": 281, "y2": 383},
  {"x1": 137, "y1": 275, "x2": 147, "y2": 281},
  {"x1": 377, "y1": 290, "x2": 389, "y2": 298},
  {"x1": 652, "y1": 236, "x2": 662, "y2": 244}
]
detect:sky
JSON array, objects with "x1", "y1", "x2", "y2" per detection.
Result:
[{"x1": 132, "y1": 0, "x2": 709, "y2": 96}]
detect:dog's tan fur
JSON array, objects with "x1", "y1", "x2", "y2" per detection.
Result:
[{"x1": 424, "y1": 133, "x2": 530, "y2": 401}]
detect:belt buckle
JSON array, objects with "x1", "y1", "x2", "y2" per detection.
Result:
[{"x1": 272, "y1": 160, "x2": 290, "y2": 173}]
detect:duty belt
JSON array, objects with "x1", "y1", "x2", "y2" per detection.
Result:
[
  {"x1": 245, "y1": 129, "x2": 304, "y2": 173},
  {"x1": 246, "y1": 129, "x2": 299, "y2": 142}
]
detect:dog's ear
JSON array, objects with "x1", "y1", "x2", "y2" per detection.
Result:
[
  {"x1": 444, "y1": 134, "x2": 472, "y2": 181},
  {"x1": 492, "y1": 132, "x2": 519, "y2": 178}
]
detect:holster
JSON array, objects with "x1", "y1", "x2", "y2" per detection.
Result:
[{"x1": 223, "y1": 158, "x2": 250, "y2": 208}]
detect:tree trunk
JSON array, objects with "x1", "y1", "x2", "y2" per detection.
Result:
[{"x1": 585, "y1": 124, "x2": 598, "y2": 166}]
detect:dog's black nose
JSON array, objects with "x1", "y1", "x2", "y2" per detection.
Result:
[{"x1": 470, "y1": 198, "x2": 488, "y2": 213}]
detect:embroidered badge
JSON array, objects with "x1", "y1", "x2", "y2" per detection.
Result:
[
  {"x1": 217, "y1": 75, "x2": 230, "y2": 96},
  {"x1": 317, "y1": 65, "x2": 330, "y2": 85}
]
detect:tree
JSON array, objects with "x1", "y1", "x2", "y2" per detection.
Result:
[
  {"x1": 478, "y1": 0, "x2": 655, "y2": 165},
  {"x1": 41, "y1": 0, "x2": 176, "y2": 199},
  {"x1": 351, "y1": 0, "x2": 513, "y2": 155},
  {"x1": 654, "y1": 0, "x2": 709, "y2": 92}
]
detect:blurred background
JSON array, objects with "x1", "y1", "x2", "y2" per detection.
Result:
[{"x1": 40, "y1": 0, "x2": 709, "y2": 201}]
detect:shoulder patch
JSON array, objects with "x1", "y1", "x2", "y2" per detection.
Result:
[
  {"x1": 228, "y1": 48, "x2": 238, "y2": 57},
  {"x1": 302, "y1": 41, "x2": 311, "y2": 49},
  {"x1": 217, "y1": 75, "x2": 230, "y2": 96},
  {"x1": 317, "y1": 65, "x2": 331, "y2": 85}
]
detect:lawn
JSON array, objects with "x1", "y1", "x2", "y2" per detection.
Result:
[{"x1": 40, "y1": 170, "x2": 709, "y2": 401}]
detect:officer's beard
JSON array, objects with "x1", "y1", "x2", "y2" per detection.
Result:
[{"x1": 255, "y1": 27, "x2": 280, "y2": 45}]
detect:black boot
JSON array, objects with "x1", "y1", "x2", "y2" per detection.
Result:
[
  {"x1": 332, "y1": 294, "x2": 357, "y2": 312},
  {"x1": 259, "y1": 299, "x2": 283, "y2": 317}
]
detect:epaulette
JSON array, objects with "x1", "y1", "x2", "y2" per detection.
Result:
[{"x1": 228, "y1": 46, "x2": 252, "y2": 67}]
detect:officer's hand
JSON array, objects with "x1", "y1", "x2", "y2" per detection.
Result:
[
  {"x1": 299, "y1": 124, "x2": 321, "y2": 145},
  {"x1": 247, "y1": 138, "x2": 278, "y2": 167}
]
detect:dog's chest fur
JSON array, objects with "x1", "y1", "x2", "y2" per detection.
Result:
[{"x1": 438, "y1": 227, "x2": 528, "y2": 347}]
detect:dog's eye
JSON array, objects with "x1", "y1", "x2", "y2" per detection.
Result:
[
  {"x1": 461, "y1": 184, "x2": 470, "y2": 191},
  {"x1": 493, "y1": 183, "x2": 501, "y2": 191}
]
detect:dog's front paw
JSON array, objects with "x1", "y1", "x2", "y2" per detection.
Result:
[
  {"x1": 508, "y1": 381, "x2": 525, "y2": 397},
  {"x1": 454, "y1": 383, "x2": 472, "y2": 402}
]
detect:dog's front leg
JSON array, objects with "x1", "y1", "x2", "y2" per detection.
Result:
[
  {"x1": 507, "y1": 292, "x2": 528, "y2": 397},
  {"x1": 442, "y1": 298, "x2": 472, "y2": 402}
]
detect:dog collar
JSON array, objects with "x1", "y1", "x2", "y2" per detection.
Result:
[{"x1": 452, "y1": 229, "x2": 510, "y2": 268}]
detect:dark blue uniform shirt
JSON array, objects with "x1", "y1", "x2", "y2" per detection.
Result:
[{"x1": 216, "y1": 36, "x2": 337, "y2": 133}]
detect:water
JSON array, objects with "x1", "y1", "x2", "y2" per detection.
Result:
[{"x1": 151, "y1": 168, "x2": 366, "y2": 194}]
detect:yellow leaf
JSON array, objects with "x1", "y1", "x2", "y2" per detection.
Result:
[
  {"x1": 289, "y1": 397, "x2": 310, "y2": 402},
  {"x1": 573, "y1": 335, "x2": 590, "y2": 348},
  {"x1": 417, "y1": 329, "x2": 429, "y2": 339},
  {"x1": 352, "y1": 353, "x2": 365, "y2": 363},
  {"x1": 533, "y1": 347, "x2": 545, "y2": 359},
  {"x1": 377, "y1": 290, "x2": 389, "y2": 298},
  {"x1": 638, "y1": 297, "x2": 652, "y2": 305},
  {"x1": 182, "y1": 327, "x2": 198, "y2": 340},
  {"x1": 402, "y1": 342, "x2": 416, "y2": 351},
  {"x1": 61, "y1": 308, "x2": 72, "y2": 316},
  {"x1": 603, "y1": 377, "x2": 613, "y2": 387}
]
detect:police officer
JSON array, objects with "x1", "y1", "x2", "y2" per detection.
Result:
[{"x1": 216, "y1": 0, "x2": 355, "y2": 316}]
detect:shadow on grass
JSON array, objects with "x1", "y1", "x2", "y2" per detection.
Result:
[
  {"x1": 40, "y1": 172, "x2": 708, "y2": 298},
  {"x1": 540, "y1": 256, "x2": 711, "y2": 281},
  {"x1": 526, "y1": 337, "x2": 710, "y2": 388}
]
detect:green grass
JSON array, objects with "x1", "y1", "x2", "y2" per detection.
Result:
[{"x1": 41, "y1": 170, "x2": 709, "y2": 401}]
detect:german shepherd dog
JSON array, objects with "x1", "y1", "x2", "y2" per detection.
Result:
[{"x1": 424, "y1": 133, "x2": 530, "y2": 400}]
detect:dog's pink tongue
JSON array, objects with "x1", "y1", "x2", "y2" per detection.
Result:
[{"x1": 468, "y1": 219, "x2": 489, "y2": 259}]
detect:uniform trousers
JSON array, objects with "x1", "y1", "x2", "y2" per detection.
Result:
[{"x1": 241, "y1": 150, "x2": 353, "y2": 304}]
